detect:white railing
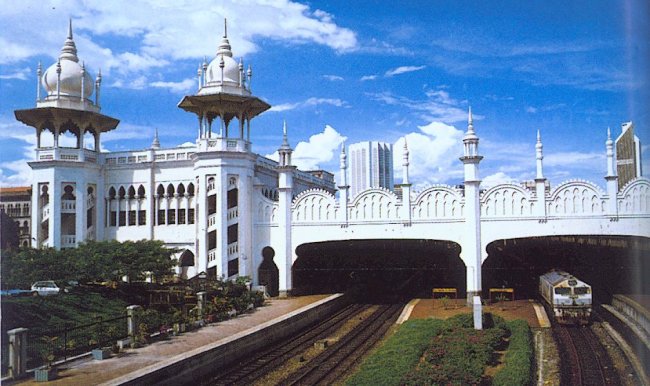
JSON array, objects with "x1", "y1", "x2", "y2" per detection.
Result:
[
  {"x1": 208, "y1": 248, "x2": 217, "y2": 262},
  {"x1": 41, "y1": 238, "x2": 50, "y2": 247},
  {"x1": 41, "y1": 204, "x2": 50, "y2": 221},
  {"x1": 86, "y1": 196, "x2": 95, "y2": 209},
  {"x1": 208, "y1": 213, "x2": 218, "y2": 228},
  {"x1": 227, "y1": 241, "x2": 239, "y2": 257},
  {"x1": 202, "y1": 138, "x2": 249, "y2": 152},
  {"x1": 61, "y1": 234, "x2": 76, "y2": 248},
  {"x1": 61, "y1": 200, "x2": 76, "y2": 213},
  {"x1": 207, "y1": 182, "x2": 216, "y2": 194},
  {"x1": 227, "y1": 206, "x2": 239, "y2": 221}
]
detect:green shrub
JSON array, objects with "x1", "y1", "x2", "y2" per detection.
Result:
[
  {"x1": 345, "y1": 319, "x2": 445, "y2": 386},
  {"x1": 492, "y1": 320, "x2": 533, "y2": 386}
]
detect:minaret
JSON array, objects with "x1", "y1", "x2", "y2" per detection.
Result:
[
  {"x1": 535, "y1": 130, "x2": 547, "y2": 217},
  {"x1": 277, "y1": 121, "x2": 295, "y2": 296},
  {"x1": 338, "y1": 142, "x2": 349, "y2": 224},
  {"x1": 14, "y1": 20, "x2": 118, "y2": 250},
  {"x1": 459, "y1": 106, "x2": 483, "y2": 302},
  {"x1": 605, "y1": 127, "x2": 619, "y2": 217},
  {"x1": 400, "y1": 139, "x2": 412, "y2": 224},
  {"x1": 178, "y1": 19, "x2": 269, "y2": 151}
]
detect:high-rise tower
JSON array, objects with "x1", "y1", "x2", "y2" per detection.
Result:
[
  {"x1": 14, "y1": 20, "x2": 119, "y2": 249},
  {"x1": 348, "y1": 141, "x2": 393, "y2": 197}
]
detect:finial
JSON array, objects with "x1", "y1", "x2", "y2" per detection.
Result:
[
  {"x1": 607, "y1": 126, "x2": 611, "y2": 140},
  {"x1": 68, "y1": 18, "x2": 73, "y2": 39},
  {"x1": 224, "y1": 18, "x2": 228, "y2": 38},
  {"x1": 152, "y1": 128, "x2": 161, "y2": 149},
  {"x1": 468, "y1": 106, "x2": 473, "y2": 125},
  {"x1": 96, "y1": 68, "x2": 102, "y2": 82},
  {"x1": 60, "y1": 19, "x2": 79, "y2": 62},
  {"x1": 81, "y1": 61, "x2": 86, "y2": 73},
  {"x1": 537, "y1": 129, "x2": 541, "y2": 142},
  {"x1": 283, "y1": 119, "x2": 287, "y2": 136}
]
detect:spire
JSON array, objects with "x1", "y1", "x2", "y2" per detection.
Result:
[
  {"x1": 535, "y1": 129, "x2": 544, "y2": 180},
  {"x1": 536, "y1": 129, "x2": 543, "y2": 157},
  {"x1": 402, "y1": 138, "x2": 410, "y2": 185},
  {"x1": 467, "y1": 106, "x2": 475, "y2": 135},
  {"x1": 60, "y1": 18, "x2": 79, "y2": 62},
  {"x1": 216, "y1": 18, "x2": 233, "y2": 57},
  {"x1": 278, "y1": 120, "x2": 292, "y2": 167},
  {"x1": 606, "y1": 127, "x2": 615, "y2": 178},
  {"x1": 151, "y1": 128, "x2": 161, "y2": 149},
  {"x1": 339, "y1": 141, "x2": 347, "y2": 170},
  {"x1": 339, "y1": 141, "x2": 348, "y2": 187}
]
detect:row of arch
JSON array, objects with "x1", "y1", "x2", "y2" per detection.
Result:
[{"x1": 107, "y1": 183, "x2": 196, "y2": 199}]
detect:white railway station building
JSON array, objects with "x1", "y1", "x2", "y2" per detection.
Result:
[{"x1": 14, "y1": 22, "x2": 650, "y2": 298}]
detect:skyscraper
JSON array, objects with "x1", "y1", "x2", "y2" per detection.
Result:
[
  {"x1": 348, "y1": 141, "x2": 394, "y2": 197},
  {"x1": 616, "y1": 121, "x2": 643, "y2": 190}
]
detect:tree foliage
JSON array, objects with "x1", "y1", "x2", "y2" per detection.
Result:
[{"x1": 1, "y1": 240, "x2": 178, "y2": 289}]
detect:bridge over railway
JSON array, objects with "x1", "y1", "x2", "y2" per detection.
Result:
[{"x1": 253, "y1": 114, "x2": 650, "y2": 298}]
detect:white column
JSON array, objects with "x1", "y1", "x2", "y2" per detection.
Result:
[
  {"x1": 605, "y1": 127, "x2": 618, "y2": 217},
  {"x1": 534, "y1": 130, "x2": 547, "y2": 217},
  {"x1": 277, "y1": 166, "x2": 294, "y2": 296},
  {"x1": 338, "y1": 144, "x2": 349, "y2": 224},
  {"x1": 238, "y1": 173, "x2": 253, "y2": 277},
  {"x1": 31, "y1": 182, "x2": 40, "y2": 247},
  {"x1": 75, "y1": 181, "x2": 86, "y2": 246},
  {"x1": 217, "y1": 171, "x2": 229, "y2": 278},
  {"x1": 51, "y1": 180, "x2": 61, "y2": 249}
]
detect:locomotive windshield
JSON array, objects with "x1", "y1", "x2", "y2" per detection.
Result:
[
  {"x1": 554, "y1": 287, "x2": 571, "y2": 295},
  {"x1": 574, "y1": 287, "x2": 590, "y2": 295}
]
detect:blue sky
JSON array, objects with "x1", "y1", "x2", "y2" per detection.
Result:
[{"x1": 1, "y1": 0, "x2": 648, "y2": 190}]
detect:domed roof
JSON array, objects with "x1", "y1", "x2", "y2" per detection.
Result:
[
  {"x1": 205, "y1": 35, "x2": 241, "y2": 86},
  {"x1": 42, "y1": 21, "x2": 94, "y2": 98}
]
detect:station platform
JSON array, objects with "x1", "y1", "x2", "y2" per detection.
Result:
[
  {"x1": 11, "y1": 295, "x2": 328, "y2": 386},
  {"x1": 405, "y1": 298, "x2": 548, "y2": 328}
]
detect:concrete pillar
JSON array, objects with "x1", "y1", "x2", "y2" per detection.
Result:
[
  {"x1": 196, "y1": 291, "x2": 207, "y2": 318},
  {"x1": 401, "y1": 184, "x2": 412, "y2": 224},
  {"x1": 51, "y1": 179, "x2": 61, "y2": 249},
  {"x1": 277, "y1": 166, "x2": 294, "y2": 297},
  {"x1": 196, "y1": 175, "x2": 209, "y2": 275},
  {"x1": 217, "y1": 171, "x2": 229, "y2": 278},
  {"x1": 238, "y1": 174, "x2": 253, "y2": 277},
  {"x1": 127, "y1": 305, "x2": 142, "y2": 347},
  {"x1": 7, "y1": 328, "x2": 28, "y2": 379},
  {"x1": 75, "y1": 180, "x2": 86, "y2": 246}
]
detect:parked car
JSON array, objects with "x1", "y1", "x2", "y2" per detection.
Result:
[{"x1": 31, "y1": 281, "x2": 61, "y2": 296}]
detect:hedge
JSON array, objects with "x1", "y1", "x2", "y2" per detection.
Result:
[
  {"x1": 492, "y1": 319, "x2": 533, "y2": 386},
  {"x1": 345, "y1": 319, "x2": 445, "y2": 386}
]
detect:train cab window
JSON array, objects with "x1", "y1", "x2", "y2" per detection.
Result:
[
  {"x1": 554, "y1": 287, "x2": 570, "y2": 295},
  {"x1": 568, "y1": 279, "x2": 577, "y2": 286},
  {"x1": 574, "y1": 287, "x2": 590, "y2": 295}
]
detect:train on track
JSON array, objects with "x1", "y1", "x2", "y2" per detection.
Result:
[{"x1": 539, "y1": 270, "x2": 592, "y2": 325}]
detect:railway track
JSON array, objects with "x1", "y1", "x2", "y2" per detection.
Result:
[
  {"x1": 205, "y1": 302, "x2": 401, "y2": 385},
  {"x1": 282, "y1": 303, "x2": 403, "y2": 385},
  {"x1": 554, "y1": 324, "x2": 620, "y2": 386}
]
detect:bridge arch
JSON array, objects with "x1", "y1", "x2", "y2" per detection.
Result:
[{"x1": 292, "y1": 239, "x2": 465, "y2": 299}]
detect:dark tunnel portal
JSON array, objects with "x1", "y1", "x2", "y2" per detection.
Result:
[{"x1": 293, "y1": 239, "x2": 465, "y2": 299}]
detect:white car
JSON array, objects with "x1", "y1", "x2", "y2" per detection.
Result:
[{"x1": 31, "y1": 281, "x2": 61, "y2": 296}]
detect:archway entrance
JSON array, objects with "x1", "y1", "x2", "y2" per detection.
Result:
[
  {"x1": 178, "y1": 249, "x2": 195, "y2": 279},
  {"x1": 293, "y1": 239, "x2": 465, "y2": 299},
  {"x1": 258, "y1": 246, "x2": 279, "y2": 297},
  {"x1": 483, "y1": 235, "x2": 650, "y2": 301}
]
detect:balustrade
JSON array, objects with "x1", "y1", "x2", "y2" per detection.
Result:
[
  {"x1": 41, "y1": 204, "x2": 50, "y2": 221},
  {"x1": 61, "y1": 200, "x2": 76, "y2": 213},
  {"x1": 227, "y1": 206, "x2": 239, "y2": 221},
  {"x1": 61, "y1": 234, "x2": 76, "y2": 248},
  {"x1": 208, "y1": 248, "x2": 217, "y2": 262},
  {"x1": 207, "y1": 213, "x2": 217, "y2": 228},
  {"x1": 227, "y1": 241, "x2": 239, "y2": 257}
]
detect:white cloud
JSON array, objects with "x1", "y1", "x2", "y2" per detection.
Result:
[
  {"x1": 526, "y1": 106, "x2": 538, "y2": 113},
  {"x1": 368, "y1": 89, "x2": 470, "y2": 123},
  {"x1": 150, "y1": 78, "x2": 196, "y2": 93},
  {"x1": 266, "y1": 125, "x2": 346, "y2": 170},
  {"x1": 482, "y1": 172, "x2": 518, "y2": 188},
  {"x1": 393, "y1": 121, "x2": 464, "y2": 187},
  {"x1": 269, "y1": 97, "x2": 348, "y2": 112},
  {"x1": 323, "y1": 74, "x2": 344, "y2": 81},
  {"x1": 385, "y1": 65, "x2": 426, "y2": 77},
  {"x1": 0, "y1": 1, "x2": 357, "y2": 68},
  {"x1": 0, "y1": 67, "x2": 31, "y2": 80},
  {"x1": 360, "y1": 75, "x2": 377, "y2": 81}
]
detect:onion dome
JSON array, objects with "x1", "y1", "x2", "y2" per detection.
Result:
[
  {"x1": 41, "y1": 20, "x2": 94, "y2": 99},
  {"x1": 205, "y1": 29, "x2": 241, "y2": 85}
]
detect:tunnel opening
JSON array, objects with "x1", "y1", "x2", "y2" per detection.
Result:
[
  {"x1": 483, "y1": 235, "x2": 650, "y2": 303},
  {"x1": 293, "y1": 239, "x2": 465, "y2": 301}
]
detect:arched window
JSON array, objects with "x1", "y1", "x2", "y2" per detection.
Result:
[
  {"x1": 108, "y1": 187, "x2": 116, "y2": 199},
  {"x1": 118, "y1": 186, "x2": 126, "y2": 199},
  {"x1": 167, "y1": 184, "x2": 175, "y2": 197},
  {"x1": 157, "y1": 184, "x2": 165, "y2": 196},
  {"x1": 137, "y1": 185, "x2": 145, "y2": 197},
  {"x1": 62, "y1": 185, "x2": 75, "y2": 200},
  {"x1": 128, "y1": 186, "x2": 136, "y2": 199},
  {"x1": 187, "y1": 183, "x2": 195, "y2": 196},
  {"x1": 177, "y1": 183, "x2": 186, "y2": 196}
]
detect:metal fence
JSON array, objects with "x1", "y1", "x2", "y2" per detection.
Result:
[{"x1": 24, "y1": 314, "x2": 129, "y2": 371}]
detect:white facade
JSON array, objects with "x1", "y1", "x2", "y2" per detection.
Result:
[
  {"x1": 348, "y1": 141, "x2": 393, "y2": 198},
  {"x1": 16, "y1": 22, "x2": 335, "y2": 283}
]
